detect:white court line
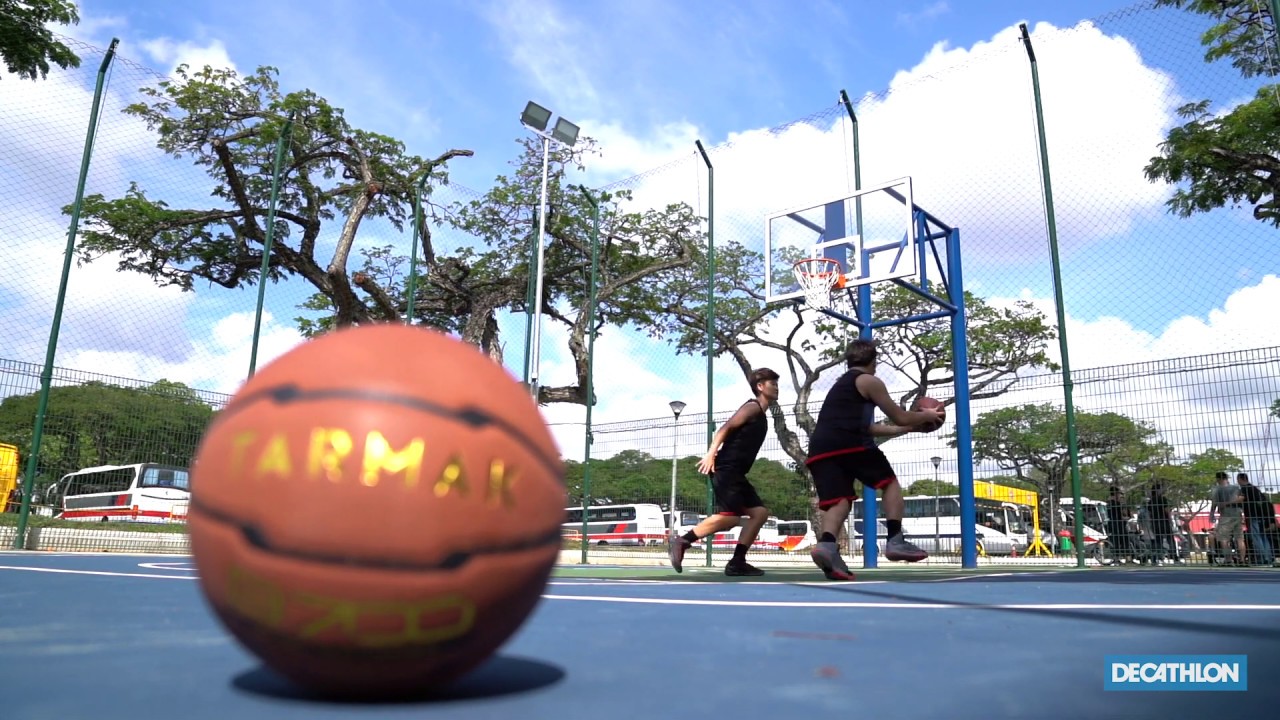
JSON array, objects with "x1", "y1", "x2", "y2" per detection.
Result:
[
  {"x1": 0, "y1": 566, "x2": 197, "y2": 580},
  {"x1": 541, "y1": 594, "x2": 1280, "y2": 610},
  {"x1": 138, "y1": 562, "x2": 196, "y2": 571}
]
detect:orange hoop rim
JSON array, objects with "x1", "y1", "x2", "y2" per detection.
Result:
[{"x1": 793, "y1": 257, "x2": 847, "y2": 290}]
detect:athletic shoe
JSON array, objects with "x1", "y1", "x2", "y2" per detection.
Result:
[
  {"x1": 668, "y1": 536, "x2": 690, "y2": 573},
  {"x1": 810, "y1": 541, "x2": 854, "y2": 580},
  {"x1": 885, "y1": 535, "x2": 928, "y2": 563},
  {"x1": 724, "y1": 560, "x2": 764, "y2": 577}
]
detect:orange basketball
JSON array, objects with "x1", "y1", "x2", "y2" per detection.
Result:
[
  {"x1": 915, "y1": 396, "x2": 946, "y2": 432},
  {"x1": 187, "y1": 324, "x2": 565, "y2": 699}
]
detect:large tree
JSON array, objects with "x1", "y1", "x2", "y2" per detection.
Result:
[
  {"x1": 295, "y1": 135, "x2": 706, "y2": 403},
  {"x1": 70, "y1": 65, "x2": 475, "y2": 339},
  {"x1": 1145, "y1": 0, "x2": 1280, "y2": 225},
  {"x1": 0, "y1": 0, "x2": 80, "y2": 81},
  {"x1": 965, "y1": 404, "x2": 1165, "y2": 533},
  {"x1": 650, "y1": 245, "x2": 1058, "y2": 470}
]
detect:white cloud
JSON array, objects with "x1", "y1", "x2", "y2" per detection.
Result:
[{"x1": 137, "y1": 37, "x2": 237, "y2": 76}]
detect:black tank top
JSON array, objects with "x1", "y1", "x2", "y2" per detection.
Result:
[
  {"x1": 807, "y1": 369, "x2": 876, "y2": 460},
  {"x1": 715, "y1": 400, "x2": 767, "y2": 473}
]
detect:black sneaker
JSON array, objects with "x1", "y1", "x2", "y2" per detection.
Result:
[
  {"x1": 724, "y1": 560, "x2": 764, "y2": 577},
  {"x1": 668, "y1": 536, "x2": 691, "y2": 573}
]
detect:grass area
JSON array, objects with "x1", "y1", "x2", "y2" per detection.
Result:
[{"x1": 0, "y1": 513, "x2": 188, "y2": 534}]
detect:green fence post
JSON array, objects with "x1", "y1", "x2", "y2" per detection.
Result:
[
  {"x1": 578, "y1": 185, "x2": 602, "y2": 565},
  {"x1": 696, "y1": 139, "x2": 715, "y2": 567},
  {"x1": 13, "y1": 39, "x2": 120, "y2": 550},
  {"x1": 1020, "y1": 24, "x2": 1085, "y2": 568},
  {"x1": 247, "y1": 111, "x2": 296, "y2": 378}
]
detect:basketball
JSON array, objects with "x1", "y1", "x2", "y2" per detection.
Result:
[
  {"x1": 186, "y1": 324, "x2": 565, "y2": 699},
  {"x1": 914, "y1": 396, "x2": 946, "y2": 432}
]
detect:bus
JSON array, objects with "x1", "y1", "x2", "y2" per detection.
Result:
[
  {"x1": 562, "y1": 503, "x2": 668, "y2": 546},
  {"x1": 777, "y1": 519, "x2": 818, "y2": 552},
  {"x1": 54, "y1": 463, "x2": 190, "y2": 523},
  {"x1": 853, "y1": 495, "x2": 1024, "y2": 556}
]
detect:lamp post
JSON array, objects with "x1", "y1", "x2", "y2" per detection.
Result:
[
  {"x1": 668, "y1": 400, "x2": 686, "y2": 537},
  {"x1": 931, "y1": 455, "x2": 942, "y2": 555},
  {"x1": 519, "y1": 101, "x2": 580, "y2": 401}
]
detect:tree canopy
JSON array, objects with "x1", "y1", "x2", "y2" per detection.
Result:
[
  {"x1": 0, "y1": 0, "x2": 80, "y2": 81},
  {"x1": 1145, "y1": 0, "x2": 1280, "y2": 225},
  {"x1": 0, "y1": 380, "x2": 216, "y2": 487}
]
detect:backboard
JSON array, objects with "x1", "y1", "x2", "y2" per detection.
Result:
[{"x1": 764, "y1": 176, "x2": 917, "y2": 306}]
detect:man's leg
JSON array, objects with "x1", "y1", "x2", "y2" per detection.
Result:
[
  {"x1": 880, "y1": 478, "x2": 928, "y2": 562},
  {"x1": 724, "y1": 505, "x2": 768, "y2": 576},
  {"x1": 1250, "y1": 520, "x2": 1273, "y2": 564},
  {"x1": 668, "y1": 510, "x2": 738, "y2": 573},
  {"x1": 808, "y1": 455, "x2": 856, "y2": 581}
]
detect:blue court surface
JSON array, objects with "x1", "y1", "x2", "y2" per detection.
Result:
[{"x1": 2, "y1": 551, "x2": 1277, "y2": 719}]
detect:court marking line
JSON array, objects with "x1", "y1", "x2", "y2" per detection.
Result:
[
  {"x1": 137, "y1": 562, "x2": 195, "y2": 571},
  {"x1": 547, "y1": 580, "x2": 882, "y2": 586},
  {"x1": 541, "y1": 594, "x2": 1280, "y2": 610},
  {"x1": 0, "y1": 566, "x2": 197, "y2": 580}
]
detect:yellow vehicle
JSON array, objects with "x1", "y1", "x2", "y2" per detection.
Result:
[{"x1": 1, "y1": 443, "x2": 19, "y2": 512}]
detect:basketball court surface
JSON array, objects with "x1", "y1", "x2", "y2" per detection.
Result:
[{"x1": 2, "y1": 551, "x2": 1277, "y2": 719}]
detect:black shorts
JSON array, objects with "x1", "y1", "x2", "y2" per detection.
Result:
[
  {"x1": 711, "y1": 469, "x2": 764, "y2": 516},
  {"x1": 806, "y1": 446, "x2": 896, "y2": 510}
]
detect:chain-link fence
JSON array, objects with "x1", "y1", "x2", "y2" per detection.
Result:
[{"x1": 2, "y1": 2, "x2": 1277, "y2": 568}]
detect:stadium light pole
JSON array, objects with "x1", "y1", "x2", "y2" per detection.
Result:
[
  {"x1": 931, "y1": 456, "x2": 942, "y2": 554},
  {"x1": 668, "y1": 400, "x2": 687, "y2": 537},
  {"x1": 519, "y1": 101, "x2": 580, "y2": 401}
]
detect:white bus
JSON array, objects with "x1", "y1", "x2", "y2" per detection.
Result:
[
  {"x1": 562, "y1": 503, "x2": 668, "y2": 546},
  {"x1": 55, "y1": 463, "x2": 190, "y2": 523},
  {"x1": 853, "y1": 495, "x2": 1025, "y2": 556},
  {"x1": 777, "y1": 519, "x2": 818, "y2": 552}
]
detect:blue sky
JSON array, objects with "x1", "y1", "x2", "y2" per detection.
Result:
[{"x1": 2, "y1": 0, "x2": 1279, "y2": 475}]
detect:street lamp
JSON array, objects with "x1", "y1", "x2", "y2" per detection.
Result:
[
  {"x1": 668, "y1": 400, "x2": 687, "y2": 537},
  {"x1": 931, "y1": 455, "x2": 942, "y2": 555},
  {"x1": 520, "y1": 101, "x2": 580, "y2": 401}
]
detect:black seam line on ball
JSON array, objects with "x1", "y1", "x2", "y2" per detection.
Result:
[
  {"x1": 191, "y1": 496, "x2": 564, "y2": 571},
  {"x1": 215, "y1": 383, "x2": 562, "y2": 481}
]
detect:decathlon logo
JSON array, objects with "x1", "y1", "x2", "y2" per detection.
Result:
[{"x1": 1104, "y1": 655, "x2": 1247, "y2": 692}]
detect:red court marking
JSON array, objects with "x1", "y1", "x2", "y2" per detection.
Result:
[{"x1": 816, "y1": 666, "x2": 841, "y2": 678}]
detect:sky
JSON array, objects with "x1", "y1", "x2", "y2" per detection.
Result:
[{"x1": 1, "y1": 0, "x2": 1279, "y2": 490}]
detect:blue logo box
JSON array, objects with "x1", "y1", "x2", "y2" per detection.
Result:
[{"x1": 1104, "y1": 655, "x2": 1248, "y2": 691}]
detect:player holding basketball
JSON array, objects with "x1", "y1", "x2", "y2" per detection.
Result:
[
  {"x1": 806, "y1": 339, "x2": 944, "y2": 580},
  {"x1": 668, "y1": 368, "x2": 781, "y2": 577}
]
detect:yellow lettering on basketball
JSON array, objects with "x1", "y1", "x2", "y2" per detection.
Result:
[
  {"x1": 361, "y1": 432, "x2": 424, "y2": 488},
  {"x1": 308, "y1": 428, "x2": 354, "y2": 483},
  {"x1": 487, "y1": 459, "x2": 516, "y2": 507},
  {"x1": 226, "y1": 565, "x2": 285, "y2": 629},
  {"x1": 255, "y1": 433, "x2": 292, "y2": 478},
  {"x1": 297, "y1": 594, "x2": 475, "y2": 648},
  {"x1": 229, "y1": 431, "x2": 257, "y2": 475},
  {"x1": 434, "y1": 456, "x2": 468, "y2": 498}
]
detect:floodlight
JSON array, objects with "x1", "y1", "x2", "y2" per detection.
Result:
[
  {"x1": 551, "y1": 117, "x2": 580, "y2": 146},
  {"x1": 521, "y1": 101, "x2": 551, "y2": 132}
]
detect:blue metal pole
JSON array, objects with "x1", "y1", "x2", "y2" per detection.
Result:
[{"x1": 947, "y1": 227, "x2": 977, "y2": 569}]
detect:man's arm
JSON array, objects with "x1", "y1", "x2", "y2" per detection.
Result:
[
  {"x1": 856, "y1": 374, "x2": 943, "y2": 428},
  {"x1": 870, "y1": 423, "x2": 913, "y2": 438},
  {"x1": 697, "y1": 402, "x2": 762, "y2": 474}
]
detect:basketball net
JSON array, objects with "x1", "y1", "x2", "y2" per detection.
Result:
[{"x1": 793, "y1": 257, "x2": 845, "y2": 311}]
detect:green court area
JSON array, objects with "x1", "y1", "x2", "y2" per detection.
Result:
[{"x1": 550, "y1": 563, "x2": 1096, "y2": 583}]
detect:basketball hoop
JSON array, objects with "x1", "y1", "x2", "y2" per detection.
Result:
[{"x1": 793, "y1": 257, "x2": 846, "y2": 310}]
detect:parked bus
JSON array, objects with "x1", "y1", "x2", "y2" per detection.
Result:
[
  {"x1": 853, "y1": 495, "x2": 1023, "y2": 556},
  {"x1": 562, "y1": 503, "x2": 668, "y2": 546},
  {"x1": 777, "y1": 519, "x2": 818, "y2": 552},
  {"x1": 54, "y1": 463, "x2": 190, "y2": 523}
]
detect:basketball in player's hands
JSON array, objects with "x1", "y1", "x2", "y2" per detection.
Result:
[{"x1": 913, "y1": 396, "x2": 945, "y2": 432}]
